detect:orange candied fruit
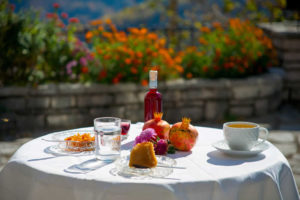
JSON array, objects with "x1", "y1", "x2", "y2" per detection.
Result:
[{"x1": 65, "y1": 133, "x2": 95, "y2": 142}]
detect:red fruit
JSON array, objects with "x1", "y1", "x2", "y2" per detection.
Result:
[
  {"x1": 169, "y1": 117, "x2": 198, "y2": 151},
  {"x1": 143, "y1": 112, "x2": 170, "y2": 140}
]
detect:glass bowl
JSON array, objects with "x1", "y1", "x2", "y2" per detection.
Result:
[{"x1": 51, "y1": 130, "x2": 95, "y2": 152}]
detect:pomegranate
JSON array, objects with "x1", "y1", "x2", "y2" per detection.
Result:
[
  {"x1": 142, "y1": 112, "x2": 170, "y2": 140},
  {"x1": 169, "y1": 117, "x2": 198, "y2": 151}
]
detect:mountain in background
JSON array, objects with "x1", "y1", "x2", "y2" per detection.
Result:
[
  {"x1": 11, "y1": 0, "x2": 146, "y2": 24},
  {"x1": 11, "y1": 0, "x2": 277, "y2": 29},
  {"x1": 11, "y1": 0, "x2": 227, "y2": 28}
]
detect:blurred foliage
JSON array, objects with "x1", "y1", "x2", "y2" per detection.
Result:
[
  {"x1": 0, "y1": 1, "x2": 281, "y2": 86},
  {"x1": 181, "y1": 19, "x2": 276, "y2": 79},
  {"x1": 223, "y1": 0, "x2": 299, "y2": 22},
  {"x1": 0, "y1": 1, "x2": 40, "y2": 85},
  {"x1": 0, "y1": 1, "x2": 93, "y2": 86}
]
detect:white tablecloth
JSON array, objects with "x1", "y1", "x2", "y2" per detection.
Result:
[{"x1": 0, "y1": 124, "x2": 299, "y2": 200}]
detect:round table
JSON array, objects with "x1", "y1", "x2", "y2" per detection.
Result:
[{"x1": 0, "y1": 124, "x2": 299, "y2": 200}]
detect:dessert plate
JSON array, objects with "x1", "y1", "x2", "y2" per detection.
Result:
[
  {"x1": 114, "y1": 155, "x2": 176, "y2": 178},
  {"x1": 45, "y1": 129, "x2": 94, "y2": 142},
  {"x1": 212, "y1": 139, "x2": 269, "y2": 157}
]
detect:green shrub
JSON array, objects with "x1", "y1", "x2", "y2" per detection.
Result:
[{"x1": 181, "y1": 19, "x2": 276, "y2": 79}]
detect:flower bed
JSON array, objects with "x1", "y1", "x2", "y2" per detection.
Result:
[{"x1": 0, "y1": 2, "x2": 275, "y2": 86}]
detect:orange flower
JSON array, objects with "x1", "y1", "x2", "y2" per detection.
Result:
[
  {"x1": 175, "y1": 65, "x2": 184, "y2": 73},
  {"x1": 146, "y1": 48, "x2": 152, "y2": 55},
  {"x1": 128, "y1": 28, "x2": 139, "y2": 35},
  {"x1": 186, "y1": 72, "x2": 193, "y2": 79},
  {"x1": 112, "y1": 77, "x2": 119, "y2": 84},
  {"x1": 85, "y1": 31, "x2": 93, "y2": 40},
  {"x1": 102, "y1": 32, "x2": 113, "y2": 39},
  {"x1": 196, "y1": 51, "x2": 204, "y2": 57},
  {"x1": 168, "y1": 48, "x2": 174, "y2": 54},
  {"x1": 174, "y1": 56, "x2": 182, "y2": 63},
  {"x1": 158, "y1": 38, "x2": 166, "y2": 47},
  {"x1": 130, "y1": 67, "x2": 138, "y2": 74},
  {"x1": 254, "y1": 28, "x2": 263, "y2": 38},
  {"x1": 200, "y1": 26, "x2": 210, "y2": 33},
  {"x1": 202, "y1": 66, "x2": 208, "y2": 72},
  {"x1": 125, "y1": 58, "x2": 132, "y2": 65},
  {"x1": 199, "y1": 37, "x2": 208, "y2": 45},
  {"x1": 147, "y1": 33, "x2": 158, "y2": 40},
  {"x1": 105, "y1": 18, "x2": 112, "y2": 24},
  {"x1": 110, "y1": 24, "x2": 117, "y2": 33},
  {"x1": 140, "y1": 28, "x2": 148, "y2": 35},
  {"x1": 115, "y1": 31, "x2": 127, "y2": 42},
  {"x1": 136, "y1": 51, "x2": 143, "y2": 58},
  {"x1": 257, "y1": 51, "x2": 262, "y2": 57},
  {"x1": 81, "y1": 66, "x2": 89, "y2": 74},
  {"x1": 212, "y1": 22, "x2": 222, "y2": 30},
  {"x1": 128, "y1": 49, "x2": 135, "y2": 57},
  {"x1": 151, "y1": 66, "x2": 159, "y2": 71},
  {"x1": 215, "y1": 48, "x2": 221, "y2": 57},
  {"x1": 186, "y1": 46, "x2": 197, "y2": 53},
  {"x1": 90, "y1": 19, "x2": 102, "y2": 26},
  {"x1": 229, "y1": 18, "x2": 241, "y2": 29},
  {"x1": 98, "y1": 26, "x2": 104, "y2": 32},
  {"x1": 96, "y1": 47, "x2": 102, "y2": 55},
  {"x1": 141, "y1": 79, "x2": 148, "y2": 86},
  {"x1": 103, "y1": 54, "x2": 111, "y2": 60}
]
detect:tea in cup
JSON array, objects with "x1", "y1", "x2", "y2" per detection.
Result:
[{"x1": 223, "y1": 121, "x2": 268, "y2": 151}]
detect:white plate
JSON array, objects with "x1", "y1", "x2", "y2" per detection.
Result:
[
  {"x1": 114, "y1": 155, "x2": 176, "y2": 178},
  {"x1": 46, "y1": 145, "x2": 95, "y2": 156},
  {"x1": 212, "y1": 139, "x2": 269, "y2": 157},
  {"x1": 50, "y1": 129, "x2": 94, "y2": 142}
]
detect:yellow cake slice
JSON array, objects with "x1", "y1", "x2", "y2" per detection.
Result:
[{"x1": 129, "y1": 142, "x2": 157, "y2": 168}]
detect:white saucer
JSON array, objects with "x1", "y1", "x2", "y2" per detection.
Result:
[
  {"x1": 114, "y1": 155, "x2": 176, "y2": 178},
  {"x1": 212, "y1": 139, "x2": 269, "y2": 156}
]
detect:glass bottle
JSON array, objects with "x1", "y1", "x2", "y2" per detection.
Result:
[{"x1": 144, "y1": 70, "x2": 162, "y2": 122}]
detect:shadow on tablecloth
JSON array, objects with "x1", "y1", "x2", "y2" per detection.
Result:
[{"x1": 206, "y1": 150, "x2": 265, "y2": 166}]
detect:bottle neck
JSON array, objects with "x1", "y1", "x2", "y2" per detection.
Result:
[
  {"x1": 149, "y1": 70, "x2": 157, "y2": 89},
  {"x1": 149, "y1": 79, "x2": 157, "y2": 89}
]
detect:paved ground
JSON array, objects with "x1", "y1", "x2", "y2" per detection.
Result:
[{"x1": 1, "y1": 104, "x2": 300, "y2": 191}]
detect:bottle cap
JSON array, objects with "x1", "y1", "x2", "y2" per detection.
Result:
[{"x1": 149, "y1": 70, "x2": 157, "y2": 88}]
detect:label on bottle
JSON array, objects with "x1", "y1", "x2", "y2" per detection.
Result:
[{"x1": 149, "y1": 70, "x2": 157, "y2": 88}]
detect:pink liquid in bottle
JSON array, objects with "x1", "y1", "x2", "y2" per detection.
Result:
[{"x1": 144, "y1": 70, "x2": 162, "y2": 122}]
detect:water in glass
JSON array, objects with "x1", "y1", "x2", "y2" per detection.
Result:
[{"x1": 94, "y1": 118, "x2": 121, "y2": 161}]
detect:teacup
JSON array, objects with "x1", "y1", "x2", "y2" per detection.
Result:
[{"x1": 223, "y1": 121, "x2": 268, "y2": 151}]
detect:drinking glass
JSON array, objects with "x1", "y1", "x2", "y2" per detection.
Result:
[
  {"x1": 121, "y1": 119, "x2": 131, "y2": 140},
  {"x1": 94, "y1": 117, "x2": 121, "y2": 161}
]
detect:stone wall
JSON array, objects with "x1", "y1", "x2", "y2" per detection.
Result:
[
  {"x1": 0, "y1": 70, "x2": 283, "y2": 139},
  {"x1": 259, "y1": 22, "x2": 300, "y2": 107}
]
